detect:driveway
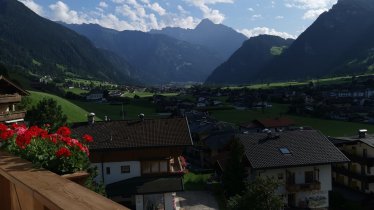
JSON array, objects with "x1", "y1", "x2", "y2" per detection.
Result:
[{"x1": 176, "y1": 191, "x2": 219, "y2": 210}]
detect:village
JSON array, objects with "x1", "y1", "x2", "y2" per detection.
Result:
[{"x1": 2, "y1": 74, "x2": 374, "y2": 210}]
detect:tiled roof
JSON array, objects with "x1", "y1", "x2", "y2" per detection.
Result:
[
  {"x1": 238, "y1": 130, "x2": 349, "y2": 169},
  {"x1": 255, "y1": 117, "x2": 295, "y2": 128},
  {"x1": 0, "y1": 75, "x2": 29, "y2": 95},
  {"x1": 331, "y1": 135, "x2": 374, "y2": 148},
  {"x1": 72, "y1": 117, "x2": 193, "y2": 151}
]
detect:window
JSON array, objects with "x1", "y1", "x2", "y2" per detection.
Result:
[
  {"x1": 106, "y1": 167, "x2": 111, "y2": 175},
  {"x1": 279, "y1": 147, "x2": 291, "y2": 155},
  {"x1": 142, "y1": 160, "x2": 168, "y2": 174},
  {"x1": 305, "y1": 171, "x2": 314, "y2": 183},
  {"x1": 121, "y1": 165, "x2": 130, "y2": 173}
]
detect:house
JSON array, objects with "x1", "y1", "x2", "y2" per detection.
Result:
[
  {"x1": 239, "y1": 117, "x2": 295, "y2": 132},
  {"x1": 0, "y1": 75, "x2": 29, "y2": 124},
  {"x1": 236, "y1": 130, "x2": 348, "y2": 209},
  {"x1": 72, "y1": 117, "x2": 193, "y2": 210},
  {"x1": 330, "y1": 129, "x2": 374, "y2": 194},
  {"x1": 86, "y1": 92, "x2": 104, "y2": 101}
]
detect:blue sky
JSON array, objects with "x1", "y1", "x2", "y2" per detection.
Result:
[{"x1": 19, "y1": 0, "x2": 338, "y2": 38}]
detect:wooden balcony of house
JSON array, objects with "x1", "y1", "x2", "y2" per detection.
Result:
[
  {"x1": 342, "y1": 151, "x2": 374, "y2": 166},
  {"x1": 0, "y1": 151, "x2": 129, "y2": 210},
  {"x1": 0, "y1": 94, "x2": 22, "y2": 104},
  {"x1": 286, "y1": 181, "x2": 321, "y2": 192},
  {"x1": 0, "y1": 110, "x2": 26, "y2": 122},
  {"x1": 333, "y1": 165, "x2": 374, "y2": 183}
]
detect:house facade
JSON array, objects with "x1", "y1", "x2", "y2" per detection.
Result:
[
  {"x1": 72, "y1": 117, "x2": 193, "y2": 210},
  {"x1": 237, "y1": 130, "x2": 349, "y2": 209},
  {"x1": 0, "y1": 75, "x2": 29, "y2": 124},
  {"x1": 330, "y1": 130, "x2": 374, "y2": 194}
]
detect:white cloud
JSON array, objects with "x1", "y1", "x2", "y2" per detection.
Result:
[
  {"x1": 275, "y1": 15, "x2": 284, "y2": 19},
  {"x1": 251, "y1": 14, "x2": 262, "y2": 20},
  {"x1": 19, "y1": 0, "x2": 43, "y2": 15},
  {"x1": 238, "y1": 27, "x2": 296, "y2": 39},
  {"x1": 148, "y1": 2, "x2": 166, "y2": 16},
  {"x1": 185, "y1": 0, "x2": 234, "y2": 24},
  {"x1": 285, "y1": 0, "x2": 337, "y2": 20},
  {"x1": 99, "y1": 1, "x2": 108, "y2": 8},
  {"x1": 248, "y1": 7, "x2": 254, "y2": 12},
  {"x1": 49, "y1": 1, "x2": 87, "y2": 24}
]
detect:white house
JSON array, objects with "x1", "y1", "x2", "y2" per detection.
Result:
[
  {"x1": 236, "y1": 130, "x2": 349, "y2": 209},
  {"x1": 73, "y1": 117, "x2": 193, "y2": 210}
]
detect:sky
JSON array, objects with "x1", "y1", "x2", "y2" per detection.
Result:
[{"x1": 18, "y1": 0, "x2": 338, "y2": 39}]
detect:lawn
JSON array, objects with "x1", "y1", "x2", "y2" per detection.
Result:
[
  {"x1": 183, "y1": 172, "x2": 212, "y2": 191},
  {"x1": 64, "y1": 88, "x2": 89, "y2": 95},
  {"x1": 28, "y1": 91, "x2": 90, "y2": 122},
  {"x1": 210, "y1": 104, "x2": 374, "y2": 137},
  {"x1": 71, "y1": 99, "x2": 157, "y2": 121},
  {"x1": 122, "y1": 91, "x2": 179, "y2": 98}
]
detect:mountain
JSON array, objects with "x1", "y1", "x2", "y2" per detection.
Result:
[
  {"x1": 0, "y1": 0, "x2": 135, "y2": 83},
  {"x1": 258, "y1": 0, "x2": 374, "y2": 82},
  {"x1": 150, "y1": 19, "x2": 248, "y2": 60},
  {"x1": 205, "y1": 35, "x2": 294, "y2": 85},
  {"x1": 64, "y1": 23, "x2": 223, "y2": 84}
]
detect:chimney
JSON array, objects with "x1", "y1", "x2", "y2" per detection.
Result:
[
  {"x1": 88, "y1": 113, "x2": 95, "y2": 125},
  {"x1": 139, "y1": 113, "x2": 145, "y2": 121},
  {"x1": 359, "y1": 129, "x2": 367, "y2": 138}
]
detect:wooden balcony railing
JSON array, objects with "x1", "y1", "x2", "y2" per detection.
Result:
[
  {"x1": 286, "y1": 181, "x2": 321, "y2": 192},
  {"x1": 0, "y1": 151, "x2": 129, "y2": 210},
  {"x1": 0, "y1": 94, "x2": 22, "y2": 104},
  {"x1": 0, "y1": 111, "x2": 26, "y2": 122}
]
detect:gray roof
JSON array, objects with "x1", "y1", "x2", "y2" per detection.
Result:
[
  {"x1": 331, "y1": 135, "x2": 374, "y2": 148},
  {"x1": 238, "y1": 130, "x2": 349, "y2": 169},
  {"x1": 72, "y1": 117, "x2": 193, "y2": 151}
]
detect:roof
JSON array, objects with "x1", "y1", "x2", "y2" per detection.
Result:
[
  {"x1": 0, "y1": 75, "x2": 29, "y2": 95},
  {"x1": 330, "y1": 135, "x2": 374, "y2": 148},
  {"x1": 255, "y1": 117, "x2": 295, "y2": 128},
  {"x1": 238, "y1": 130, "x2": 349, "y2": 169},
  {"x1": 106, "y1": 176, "x2": 184, "y2": 197},
  {"x1": 72, "y1": 117, "x2": 193, "y2": 151}
]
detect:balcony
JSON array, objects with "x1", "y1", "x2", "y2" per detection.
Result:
[
  {"x1": 286, "y1": 181, "x2": 321, "y2": 192},
  {"x1": 342, "y1": 151, "x2": 374, "y2": 166},
  {"x1": 0, "y1": 151, "x2": 129, "y2": 210},
  {"x1": 333, "y1": 166, "x2": 374, "y2": 183},
  {"x1": 0, "y1": 94, "x2": 21, "y2": 104},
  {"x1": 0, "y1": 110, "x2": 26, "y2": 122}
]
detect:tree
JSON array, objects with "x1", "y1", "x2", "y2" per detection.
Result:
[
  {"x1": 0, "y1": 63, "x2": 9, "y2": 76},
  {"x1": 227, "y1": 177, "x2": 283, "y2": 210},
  {"x1": 25, "y1": 98, "x2": 68, "y2": 130},
  {"x1": 223, "y1": 138, "x2": 247, "y2": 197}
]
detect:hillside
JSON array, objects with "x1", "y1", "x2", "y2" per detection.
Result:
[
  {"x1": 29, "y1": 91, "x2": 90, "y2": 123},
  {"x1": 64, "y1": 23, "x2": 223, "y2": 84},
  {"x1": 150, "y1": 19, "x2": 248, "y2": 60},
  {"x1": 258, "y1": 0, "x2": 374, "y2": 81},
  {"x1": 0, "y1": 0, "x2": 135, "y2": 83},
  {"x1": 205, "y1": 35, "x2": 294, "y2": 85}
]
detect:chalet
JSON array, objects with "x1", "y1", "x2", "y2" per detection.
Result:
[
  {"x1": 0, "y1": 75, "x2": 29, "y2": 124},
  {"x1": 330, "y1": 130, "x2": 374, "y2": 194},
  {"x1": 236, "y1": 130, "x2": 348, "y2": 209},
  {"x1": 72, "y1": 117, "x2": 193, "y2": 210}
]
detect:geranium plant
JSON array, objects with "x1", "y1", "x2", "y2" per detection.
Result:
[{"x1": 0, "y1": 123, "x2": 93, "y2": 175}]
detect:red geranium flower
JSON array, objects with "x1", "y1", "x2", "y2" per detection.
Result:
[
  {"x1": 82, "y1": 134, "x2": 93, "y2": 142},
  {"x1": 0, "y1": 129, "x2": 14, "y2": 141},
  {"x1": 56, "y1": 126, "x2": 71, "y2": 137},
  {"x1": 56, "y1": 147, "x2": 71, "y2": 158},
  {"x1": 0, "y1": 123, "x2": 8, "y2": 131}
]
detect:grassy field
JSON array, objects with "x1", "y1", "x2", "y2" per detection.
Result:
[
  {"x1": 210, "y1": 104, "x2": 374, "y2": 137},
  {"x1": 64, "y1": 88, "x2": 89, "y2": 95},
  {"x1": 71, "y1": 99, "x2": 157, "y2": 121},
  {"x1": 122, "y1": 91, "x2": 179, "y2": 98},
  {"x1": 28, "y1": 91, "x2": 91, "y2": 122}
]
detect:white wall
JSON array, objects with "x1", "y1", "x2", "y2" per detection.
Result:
[
  {"x1": 92, "y1": 161, "x2": 141, "y2": 185},
  {"x1": 255, "y1": 164, "x2": 332, "y2": 208},
  {"x1": 164, "y1": 193, "x2": 173, "y2": 210}
]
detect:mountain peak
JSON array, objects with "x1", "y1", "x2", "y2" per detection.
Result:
[{"x1": 196, "y1": 18, "x2": 217, "y2": 29}]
